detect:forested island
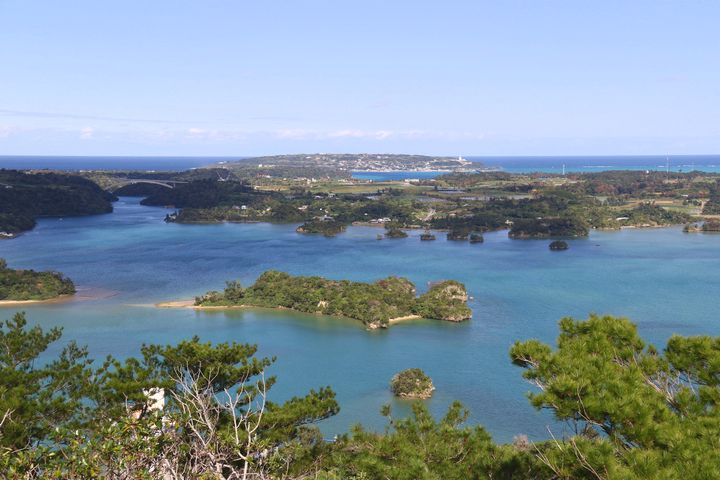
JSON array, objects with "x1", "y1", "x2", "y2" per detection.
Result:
[
  {"x1": 0, "y1": 258, "x2": 75, "y2": 301},
  {"x1": 0, "y1": 169, "x2": 115, "y2": 236},
  {"x1": 193, "y1": 271, "x2": 472, "y2": 328},
  {"x1": 390, "y1": 368, "x2": 435, "y2": 399}
]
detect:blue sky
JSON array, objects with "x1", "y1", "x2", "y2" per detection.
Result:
[{"x1": 0, "y1": 0, "x2": 718, "y2": 156}]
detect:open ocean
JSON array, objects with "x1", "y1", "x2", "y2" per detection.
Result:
[{"x1": 2, "y1": 155, "x2": 720, "y2": 177}]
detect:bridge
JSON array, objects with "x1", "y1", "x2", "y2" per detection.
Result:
[{"x1": 108, "y1": 179, "x2": 188, "y2": 191}]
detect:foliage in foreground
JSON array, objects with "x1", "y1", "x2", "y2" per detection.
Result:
[
  {"x1": 511, "y1": 313, "x2": 720, "y2": 479},
  {"x1": 0, "y1": 312, "x2": 338, "y2": 479},
  {"x1": 0, "y1": 258, "x2": 75, "y2": 301},
  {"x1": 2, "y1": 312, "x2": 720, "y2": 479}
]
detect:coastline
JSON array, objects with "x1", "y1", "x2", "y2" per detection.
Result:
[
  {"x1": 154, "y1": 300, "x2": 422, "y2": 324},
  {"x1": 389, "y1": 314, "x2": 422, "y2": 323},
  {"x1": 0, "y1": 294, "x2": 75, "y2": 307}
]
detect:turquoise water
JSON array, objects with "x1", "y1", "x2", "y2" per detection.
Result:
[
  {"x1": 3, "y1": 154, "x2": 720, "y2": 178},
  {"x1": 1, "y1": 197, "x2": 719, "y2": 442}
]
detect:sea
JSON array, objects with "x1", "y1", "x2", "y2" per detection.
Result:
[
  {"x1": 1, "y1": 195, "x2": 719, "y2": 443},
  {"x1": 2, "y1": 154, "x2": 720, "y2": 179}
]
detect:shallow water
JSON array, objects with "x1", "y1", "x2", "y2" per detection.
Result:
[{"x1": 1, "y1": 197, "x2": 719, "y2": 442}]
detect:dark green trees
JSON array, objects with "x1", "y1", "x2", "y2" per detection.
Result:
[
  {"x1": 322, "y1": 402, "x2": 538, "y2": 480},
  {"x1": 0, "y1": 170, "x2": 114, "y2": 236},
  {"x1": 0, "y1": 312, "x2": 338, "y2": 478},
  {"x1": 4, "y1": 312, "x2": 720, "y2": 478},
  {"x1": 511, "y1": 314, "x2": 720, "y2": 479},
  {"x1": 0, "y1": 313, "x2": 93, "y2": 450},
  {"x1": 296, "y1": 220, "x2": 346, "y2": 237},
  {"x1": 195, "y1": 271, "x2": 472, "y2": 328},
  {"x1": 390, "y1": 368, "x2": 435, "y2": 399},
  {"x1": 413, "y1": 280, "x2": 472, "y2": 322},
  {"x1": 0, "y1": 259, "x2": 75, "y2": 300},
  {"x1": 548, "y1": 240, "x2": 569, "y2": 250}
]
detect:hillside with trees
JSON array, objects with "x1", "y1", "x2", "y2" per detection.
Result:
[
  {"x1": 0, "y1": 259, "x2": 75, "y2": 301},
  {"x1": 0, "y1": 170, "x2": 115, "y2": 236}
]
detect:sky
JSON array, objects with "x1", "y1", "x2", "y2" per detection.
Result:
[{"x1": 0, "y1": 0, "x2": 718, "y2": 157}]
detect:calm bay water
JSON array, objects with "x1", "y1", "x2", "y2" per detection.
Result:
[{"x1": 1, "y1": 197, "x2": 719, "y2": 442}]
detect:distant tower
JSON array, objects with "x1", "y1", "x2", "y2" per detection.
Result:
[{"x1": 562, "y1": 164, "x2": 566, "y2": 176}]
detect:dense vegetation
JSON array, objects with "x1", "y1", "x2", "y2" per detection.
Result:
[
  {"x1": 620, "y1": 202, "x2": 692, "y2": 226},
  {"x1": 194, "y1": 271, "x2": 471, "y2": 328},
  {"x1": 0, "y1": 313, "x2": 338, "y2": 479},
  {"x1": 2, "y1": 167, "x2": 711, "y2": 240},
  {"x1": 702, "y1": 186, "x2": 720, "y2": 214},
  {"x1": 703, "y1": 220, "x2": 720, "y2": 232},
  {"x1": 390, "y1": 368, "x2": 435, "y2": 399},
  {"x1": 412, "y1": 280, "x2": 472, "y2": 322},
  {"x1": 509, "y1": 217, "x2": 588, "y2": 238},
  {"x1": 549, "y1": 240, "x2": 569, "y2": 251},
  {"x1": 0, "y1": 170, "x2": 115, "y2": 235},
  {"x1": 296, "y1": 220, "x2": 346, "y2": 237},
  {"x1": 141, "y1": 179, "x2": 264, "y2": 209},
  {"x1": 79, "y1": 168, "x2": 709, "y2": 242},
  {"x1": 0, "y1": 259, "x2": 75, "y2": 301},
  {"x1": 3, "y1": 312, "x2": 720, "y2": 478},
  {"x1": 384, "y1": 226, "x2": 408, "y2": 238}
]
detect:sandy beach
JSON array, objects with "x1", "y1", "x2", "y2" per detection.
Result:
[
  {"x1": 154, "y1": 300, "x2": 423, "y2": 324},
  {"x1": 0, "y1": 295, "x2": 74, "y2": 307}
]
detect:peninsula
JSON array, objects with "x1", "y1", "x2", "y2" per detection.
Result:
[
  {"x1": 0, "y1": 258, "x2": 75, "y2": 302},
  {"x1": 191, "y1": 271, "x2": 472, "y2": 329},
  {"x1": 0, "y1": 169, "x2": 115, "y2": 237},
  {"x1": 208, "y1": 153, "x2": 475, "y2": 179}
]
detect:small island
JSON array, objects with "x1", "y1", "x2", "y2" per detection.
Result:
[
  {"x1": 447, "y1": 229, "x2": 469, "y2": 241},
  {"x1": 390, "y1": 368, "x2": 435, "y2": 399},
  {"x1": 469, "y1": 233, "x2": 484, "y2": 244},
  {"x1": 0, "y1": 258, "x2": 75, "y2": 302},
  {"x1": 384, "y1": 227, "x2": 408, "y2": 239},
  {"x1": 296, "y1": 219, "x2": 346, "y2": 237},
  {"x1": 193, "y1": 271, "x2": 472, "y2": 329},
  {"x1": 549, "y1": 240, "x2": 569, "y2": 251}
]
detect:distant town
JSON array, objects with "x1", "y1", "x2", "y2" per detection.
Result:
[{"x1": 211, "y1": 153, "x2": 479, "y2": 175}]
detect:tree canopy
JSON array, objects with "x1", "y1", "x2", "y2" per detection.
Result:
[{"x1": 3, "y1": 312, "x2": 720, "y2": 479}]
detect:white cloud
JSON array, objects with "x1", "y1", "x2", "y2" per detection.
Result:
[
  {"x1": 275, "y1": 129, "x2": 314, "y2": 140},
  {"x1": 326, "y1": 129, "x2": 394, "y2": 140},
  {"x1": 187, "y1": 127, "x2": 207, "y2": 137},
  {"x1": 0, "y1": 125, "x2": 17, "y2": 138},
  {"x1": 79, "y1": 127, "x2": 94, "y2": 139}
]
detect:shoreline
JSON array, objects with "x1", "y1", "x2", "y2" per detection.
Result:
[
  {"x1": 0, "y1": 294, "x2": 75, "y2": 307},
  {"x1": 389, "y1": 314, "x2": 422, "y2": 323},
  {"x1": 154, "y1": 300, "x2": 423, "y2": 324}
]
